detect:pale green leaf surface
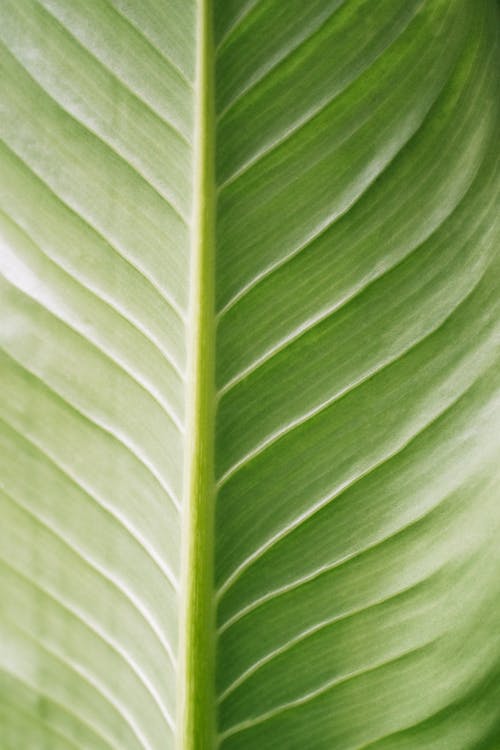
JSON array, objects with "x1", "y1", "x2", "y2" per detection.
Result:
[
  {"x1": 0, "y1": 0, "x2": 194, "y2": 747},
  {"x1": 1, "y1": 1, "x2": 500, "y2": 749}
]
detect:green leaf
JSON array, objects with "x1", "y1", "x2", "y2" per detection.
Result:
[{"x1": 1, "y1": 1, "x2": 500, "y2": 749}]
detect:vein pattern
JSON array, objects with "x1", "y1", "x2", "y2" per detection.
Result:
[
  {"x1": 214, "y1": 1, "x2": 500, "y2": 748},
  {"x1": 0, "y1": 1, "x2": 197, "y2": 747}
]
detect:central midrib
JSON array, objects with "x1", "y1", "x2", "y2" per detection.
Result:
[{"x1": 177, "y1": 0, "x2": 217, "y2": 748}]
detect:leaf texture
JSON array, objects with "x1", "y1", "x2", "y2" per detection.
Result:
[
  {"x1": 0, "y1": 1, "x2": 196, "y2": 747},
  {"x1": 1, "y1": 1, "x2": 500, "y2": 749},
  {"x1": 214, "y1": 1, "x2": 500, "y2": 747}
]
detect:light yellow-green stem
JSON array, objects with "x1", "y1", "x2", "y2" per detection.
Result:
[{"x1": 178, "y1": 0, "x2": 216, "y2": 747}]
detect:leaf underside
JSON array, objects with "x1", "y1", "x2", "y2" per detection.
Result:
[{"x1": 1, "y1": 1, "x2": 500, "y2": 749}]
